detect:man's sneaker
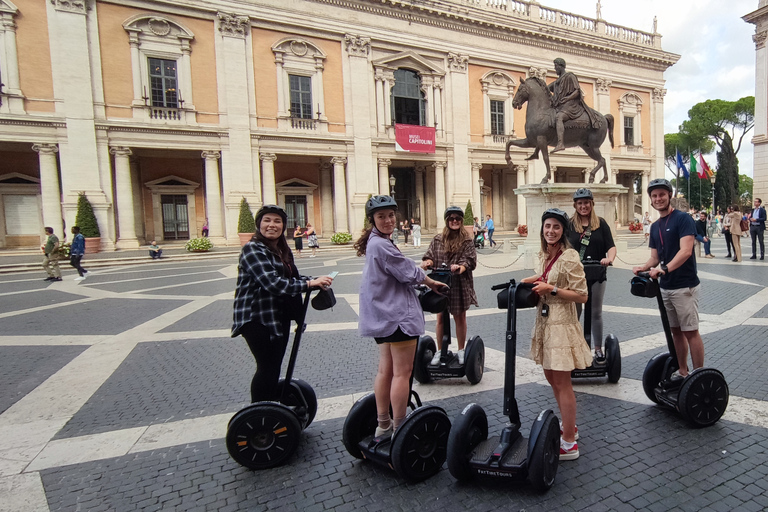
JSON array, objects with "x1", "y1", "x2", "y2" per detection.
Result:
[
  {"x1": 52, "y1": 277, "x2": 62, "y2": 282},
  {"x1": 559, "y1": 421, "x2": 579, "y2": 441},
  {"x1": 705, "y1": 254, "x2": 715, "y2": 258},
  {"x1": 670, "y1": 370, "x2": 686, "y2": 381},
  {"x1": 457, "y1": 349, "x2": 465, "y2": 365},
  {"x1": 44, "y1": 277, "x2": 54, "y2": 281},
  {"x1": 82, "y1": 272, "x2": 89, "y2": 279},
  {"x1": 74, "y1": 276, "x2": 85, "y2": 281},
  {"x1": 560, "y1": 439, "x2": 579, "y2": 461},
  {"x1": 374, "y1": 424, "x2": 393, "y2": 438},
  {"x1": 430, "y1": 352, "x2": 441, "y2": 366}
]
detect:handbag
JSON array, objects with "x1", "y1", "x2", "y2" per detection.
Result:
[
  {"x1": 311, "y1": 288, "x2": 336, "y2": 310},
  {"x1": 740, "y1": 219, "x2": 749, "y2": 232}
]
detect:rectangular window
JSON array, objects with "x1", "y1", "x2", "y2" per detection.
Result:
[
  {"x1": 289, "y1": 75, "x2": 312, "y2": 119},
  {"x1": 490, "y1": 100, "x2": 505, "y2": 135},
  {"x1": 624, "y1": 116, "x2": 634, "y2": 146},
  {"x1": 149, "y1": 58, "x2": 178, "y2": 108}
]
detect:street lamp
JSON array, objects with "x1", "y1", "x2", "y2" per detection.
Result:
[
  {"x1": 478, "y1": 177, "x2": 484, "y2": 220},
  {"x1": 710, "y1": 173, "x2": 716, "y2": 214},
  {"x1": 389, "y1": 174, "x2": 396, "y2": 198}
]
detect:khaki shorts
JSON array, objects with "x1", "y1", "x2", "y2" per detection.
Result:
[{"x1": 660, "y1": 285, "x2": 700, "y2": 332}]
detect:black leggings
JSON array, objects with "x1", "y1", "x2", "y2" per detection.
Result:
[
  {"x1": 240, "y1": 320, "x2": 291, "y2": 403},
  {"x1": 724, "y1": 229, "x2": 733, "y2": 255}
]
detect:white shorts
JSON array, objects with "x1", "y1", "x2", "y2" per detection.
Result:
[{"x1": 660, "y1": 285, "x2": 700, "y2": 332}]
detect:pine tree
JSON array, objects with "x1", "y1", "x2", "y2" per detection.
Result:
[
  {"x1": 75, "y1": 193, "x2": 100, "y2": 237},
  {"x1": 464, "y1": 200, "x2": 474, "y2": 226},
  {"x1": 237, "y1": 198, "x2": 255, "y2": 233}
]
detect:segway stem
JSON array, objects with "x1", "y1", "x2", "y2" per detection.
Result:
[
  {"x1": 279, "y1": 288, "x2": 314, "y2": 404},
  {"x1": 654, "y1": 286, "x2": 678, "y2": 362},
  {"x1": 504, "y1": 280, "x2": 521, "y2": 427}
]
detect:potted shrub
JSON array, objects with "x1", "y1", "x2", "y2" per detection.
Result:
[
  {"x1": 75, "y1": 193, "x2": 101, "y2": 253},
  {"x1": 185, "y1": 237, "x2": 214, "y2": 252},
  {"x1": 331, "y1": 232, "x2": 352, "y2": 245},
  {"x1": 237, "y1": 197, "x2": 256, "y2": 246},
  {"x1": 463, "y1": 200, "x2": 476, "y2": 238},
  {"x1": 517, "y1": 224, "x2": 528, "y2": 237},
  {"x1": 628, "y1": 221, "x2": 643, "y2": 233}
]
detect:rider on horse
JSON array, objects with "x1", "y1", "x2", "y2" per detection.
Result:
[{"x1": 549, "y1": 58, "x2": 602, "y2": 153}]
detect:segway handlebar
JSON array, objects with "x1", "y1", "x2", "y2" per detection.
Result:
[
  {"x1": 636, "y1": 271, "x2": 652, "y2": 279},
  {"x1": 491, "y1": 280, "x2": 514, "y2": 291}
]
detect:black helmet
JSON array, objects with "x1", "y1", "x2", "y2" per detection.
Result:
[
  {"x1": 573, "y1": 188, "x2": 593, "y2": 201},
  {"x1": 255, "y1": 204, "x2": 287, "y2": 225},
  {"x1": 647, "y1": 178, "x2": 673, "y2": 196},
  {"x1": 365, "y1": 195, "x2": 398, "y2": 218},
  {"x1": 541, "y1": 208, "x2": 570, "y2": 228},
  {"x1": 444, "y1": 206, "x2": 464, "y2": 221}
]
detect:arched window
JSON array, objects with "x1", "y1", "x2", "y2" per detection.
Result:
[{"x1": 392, "y1": 69, "x2": 425, "y2": 126}]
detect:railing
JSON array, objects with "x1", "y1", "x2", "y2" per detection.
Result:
[
  {"x1": 150, "y1": 107, "x2": 181, "y2": 121},
  {"x1": 492, "y1": 134, "x2": 509, "y2": 144},
  {"x1": 290, "y1": 117, "x2": 318, "y2": 130}
]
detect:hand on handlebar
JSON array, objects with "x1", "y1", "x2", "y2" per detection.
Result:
[{"x1": 420, "y1": 259, "x2": 433, "y2": 270}]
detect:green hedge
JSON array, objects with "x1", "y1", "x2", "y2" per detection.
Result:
[
  {"x1": 75, "y1": 193, "x2": 100, "y2": 237},
  {"x1": 237, "y1": 197, "x2": 256, "y2": 233}
]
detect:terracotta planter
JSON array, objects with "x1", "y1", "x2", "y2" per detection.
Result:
[
  {"x1": 84, "y1": 237, "x2": 101, "y2": 254},
  {"x1": 463, "y1": 225, "x2": 475, "y2": 238},
  {"x1": 238, "y1": 233, "x2": 254, "y2": 246}
]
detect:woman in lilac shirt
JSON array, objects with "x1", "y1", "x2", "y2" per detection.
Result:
[{"x1": 354, "y1": 196, "x2": 448, "y2": 437}]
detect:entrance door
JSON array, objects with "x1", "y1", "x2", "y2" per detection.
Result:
[
  {"x1": 285, "y1": 196, "x2": 307, "y2": 238},
  {"x1": 161, "y1": 195, "x2": 189, "y2": 240},
  {"x1": 389, "y1": 168, "x2": 416, "y2": 221}
]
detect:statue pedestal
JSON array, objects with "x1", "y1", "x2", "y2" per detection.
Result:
[{"x1": 514, "y1": 183, "x2": 627, "y2": 268}]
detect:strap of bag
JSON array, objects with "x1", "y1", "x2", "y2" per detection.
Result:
[{"x1": 578, "y1": 226, "x2": 592, "y2": 261}]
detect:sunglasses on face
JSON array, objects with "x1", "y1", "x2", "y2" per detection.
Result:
[{"x1": 447, "y1": 216, "x2": 463, "y2": 222}]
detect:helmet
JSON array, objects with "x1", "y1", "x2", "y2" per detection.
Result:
[
  {"x1": 573, "y1": 188, "x2": 593, "y2": 201},
  {"x1": 255, "y1": 204, "x2": 287, "y2": 225},
  {"x1": 541, "y1": 208, "x2": 570, "y2": 228},
  {"x1": 365, "y1": 195, "x2": 398, "y2": 218},
  {"x1": 647, "y1": 178, "x2": 673, "y2": 196},
  {"x1": 444, "y1": 206, "x2": 464, "y2": 221}
]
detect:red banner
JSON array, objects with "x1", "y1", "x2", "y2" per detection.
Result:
[{"x1": 395, "y1": 124, "x2": 436, "y2": 153}]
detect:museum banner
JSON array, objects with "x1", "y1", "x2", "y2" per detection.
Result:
[{"x1": 395, "y1": 124, "x2": 436, "y2": 153}]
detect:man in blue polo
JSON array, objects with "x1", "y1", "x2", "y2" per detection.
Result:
[{"x1": 633, "y1": 179, "x2": 703, "y2": 379}]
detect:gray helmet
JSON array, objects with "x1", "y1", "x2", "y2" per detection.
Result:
[
  {"x1": 365, "y1": 195, "x2": 398, "y2": 218},
  {"x1": 444, "y1": 206, "x2": 464, "y2": 221},
  {"x1": 647, "y1": 178, "x2": 673, "y2": 196},
  {"x1": 541, "y1": 208, "x2": 570, "y2": 228},
  {"x1": 255, "y1": 204, "x2": 287, "y2": 225},
  {"x1": 573, "y1": 188, "x2": 593, "y2": 201}
]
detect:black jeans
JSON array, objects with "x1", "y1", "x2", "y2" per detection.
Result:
[
  {"x1": 240, "y1": 320, "x2": 291, "y2": 403},
  {"x1": 69, "y1": 254, "x2": 87, "y2": 276},
  {"x1": 750, "y1": 225, "x2": 765, "y2": 257},
  {"x1": 723, "y1": 229, "x2": 733, "y2": 255}
]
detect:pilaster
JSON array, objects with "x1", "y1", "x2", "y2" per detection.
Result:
[
  {"x1": 110, "y1": 147, "x2": 139, "y2": 248},
  {"x1": 331, "y1": 157, "x2": 349, "y2": 233},
  {"x1": 32, "y1": 143, "x2": 63, "y2": 240},
  {"x1": 202, "y1": 151, "x2": 226, "y2": 244}
]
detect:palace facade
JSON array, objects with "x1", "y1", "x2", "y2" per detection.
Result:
[{"x1": 0, "y1": 0, "x2": 678, "y2": 248}]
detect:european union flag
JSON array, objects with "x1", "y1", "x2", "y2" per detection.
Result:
[{"x1": 676, "y1": 149, "x2": 689, "y2": 179}]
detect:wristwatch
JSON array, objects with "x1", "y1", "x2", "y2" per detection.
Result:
[
  {"x1": 551, "y1": 285, "x2": 558, "y2": 296},
  {"x1": 660, "y1": 264, "x2": 669, "y2": 274}
]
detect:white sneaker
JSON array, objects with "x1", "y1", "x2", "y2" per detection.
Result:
[
  {"x1": 82, "y1": 272, "x2": 89, "y2": 279},
  {"x1": 430, "y1": 352, "x2": 441, "y2": 365},
  {"x1": 457, "y1": 349, "x2": 465, "y2": 365},
  {"x1": 74, "y1": 276, "x2": 85, "y2": 281},
  {"x1": 374, "y1": 424, "x2": 393, "y2": 438}
]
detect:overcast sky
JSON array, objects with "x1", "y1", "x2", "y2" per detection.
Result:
[{"x1": 541, "y1": 0, "x2": 759, "y2": 177}]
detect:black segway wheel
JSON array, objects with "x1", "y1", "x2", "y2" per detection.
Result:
[
  {"x1": 446, "y1": 403, "x2": 487, "y2": 481},
  {"x1": 678, "y1": 369, "x2": 730, "y2": 428},
  {"x1": 226, "y1": 403, "x2": 302, "y2": 470},
  {"x1": 276, "y1": 378, "x2": 318, "y2": 429},
  {"x1": 605, "y1": 335, "x2": 621, "y2": 383},
  {"x1": 464, "y1": 336, "x2": 485, "y2": 385},
  {"x1": 342, "y1": 392, "x2": 378, "y2": 459},
  {"x1": 527, "y1": 410, "x2": 559, "y2": 492},
  {"x1": 642, "y1": 352, "x2": 671, "y2": 404},
  {"x1": 391, "y1": 406, "x2": 451, "y2": 482},
  {"x1": 414, "y1": 336, "x2": 436, "y2": 384}
]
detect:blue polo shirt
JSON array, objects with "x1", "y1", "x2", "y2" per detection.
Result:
[{"x1": 648, "y1": 209, "x2": 699, "y2": 290}]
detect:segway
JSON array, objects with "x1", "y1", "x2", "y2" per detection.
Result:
[
  {"x1": 446, "y1": 279, "x2": 560, "y2": 492},
  {"x1": 226, "y1": 285, "x2": 335, "y2": 469},
  {"x1": 341, "y1": 283, "x2": 452, "y2": 482},
  {"x1": 632, "y1": 272, "x2": 729, "y2": 427},
  {"x1": 571, "y1": 259, "x2": 621, "y2": 383},
  {"x1": 414, "y1": 265, "x2": 485, "y2": 385}
]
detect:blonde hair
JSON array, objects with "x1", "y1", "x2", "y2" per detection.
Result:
[
  {"x1": 570, "y1": 200, "x2": 600, "y2": 233},
  {"x1": 441, "y1": 222, "x2": 471, "y2": 254}
]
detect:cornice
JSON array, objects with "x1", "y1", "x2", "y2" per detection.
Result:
[
  {"x1": 95, "y1": 124, "x2": 229, "y2": 138},
  {"x1": 0, "y1": 117, "x2": 66, "y2": 129}
]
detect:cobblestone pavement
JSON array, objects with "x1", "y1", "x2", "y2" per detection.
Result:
[{"x1": 2, "y1": 235, "x2": 768, "y2": 511}]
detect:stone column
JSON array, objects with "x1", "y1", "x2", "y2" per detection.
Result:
[
  {"x1": 414, "y1": 165, "x2": 425, "y2": 222},
  {"x1": 583, "y1": 168, "x2": 592, "y2": 184},
  {"x1": 627, "y1": 173, "x2": 636, "y2": 221},
  {"x1": 260, "y1": 153, "x2": 277, "y2": 204},
  {"x1": 375, "y1": 70, "x2": 386, "y2": 134},
  {"x1": 516, "y1": 164, "x2": 527, "y2": 228},
  {"x1": 320, "y1": 160, "x2": 334, "y2": 236},
  {"x1": 202, "y1": 151, "x2": 225, "y2": 240},
  {"x1": 1, "y1": 12, "x2": 24, "y2": 113},
  {"x1": 378, "y1": 158, "x2": 391, "y2": 196},
  {"x1": 471, "y1": 163, "x2": 482, "y2": 215},
  {"x1": 434, "y1": 82, "x2": 443, "y2": 136},
  {"x1": 33, "y1": 144, "x2": 63, "y2": 238},
  {"x1": 641, "y1": 171, "x2": 650, "y2": 216},
  {"x1": 433, "y1": 161, "x2": 447, "y2": 220},
  {"x1": 383, "y1": 72, "x2": 394, "y2": 129},
  {"x1": 550, "y1": 166, "x2": 558, "y2": 184},
  {"x1": 110, "y1": 147, "x2": 138, "y2": 248},
  {"x1": 332, "y1": 157, "x2": 349, "y2": 232},
  {"x1": 611, "y1": 168, "x2": 619, "y2": 185},
  {"x1": 492, "y1": 169, "x2": 502, "y2": 227}
]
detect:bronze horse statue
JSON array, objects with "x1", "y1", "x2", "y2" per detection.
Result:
[{"x1": 505, "y1": 76, "x2": 614, "y2": 184}]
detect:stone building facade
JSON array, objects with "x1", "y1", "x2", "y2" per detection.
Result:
[
  {"x1": 746, "y1": 1, "x2": 768, "y2": 202},
  {"x1": 0, "y1": 0, "x2": 678, "y2": 248}
]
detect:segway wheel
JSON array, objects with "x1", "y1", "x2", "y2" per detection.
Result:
[
  {"x1": 446, "y1": 403, "x2": 487, "y2": 481},
  {"x1": 277, "y1": 378, "x2": 318, "y2": 429},
  {"x1": 604, "y1": 335, "x2": 621, "y2": 383},
  {"x1": 678, "y1": 369, "x2": 729, "y2": 428},
  {"x1": 342, "y1": 392, "x2": 378, "y2": 459},
  {"x1": 464, "y1": 336, "x2": 485, "y2": 385},
  {"x1": 642, "y1": 352, "x2": 671, "y2": 404},
  {"x1": 527, "y1": 410, "x2": 559, "y2": 492},
  {"x1": 414, "y1": 336, "x2": 436, "y2": 384},
  {"x1": 391, "y1": 406, "x2": 451, "y2": 482},
  {"x1": 226, "y1": 403, "x2": 302, "y2": 470}
]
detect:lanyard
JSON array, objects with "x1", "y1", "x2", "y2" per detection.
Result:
[
  {"x1": 538, "y1": 250, "x2": 562, "y2": 282},
  {"x1": 657, "y1": 209, "x2": 674, "y2": 248}
]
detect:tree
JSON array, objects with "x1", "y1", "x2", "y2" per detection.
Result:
[
  {"x1": 75, "y1": 193, "x2": 100, "y2": 237},
  {"x1": 679, "y1": 97, "x2": 754, "y2": 209},
  {"x1": 237, "y1": 197, "x2": 255, "y2": 234},
  {"x1": 739, "y1": 174, "x2": 754, "y2": 211},
  {"x1": 463, "y1": 200, "x2": 474, "y2": 226},
  {"x1": 663, "y1": 133, "x2": 713, "y2": 197}
]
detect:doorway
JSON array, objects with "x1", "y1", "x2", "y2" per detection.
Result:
[
  {"x1": 389, "y1": 167, "x2": 416, "y2": 222},
  {"x1": 161, "y1": 194, "x2": 190, "y2": 240},
  {"x1": 285, "y1": 195, "x2": 307, "y2": 238}
]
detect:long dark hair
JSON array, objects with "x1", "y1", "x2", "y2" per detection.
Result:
[
  {"x1": 441, "y1": 222, "x2": 470, "y2": 254},
  {"x1": 252, "y1": 219, "x2": 294, "y2": 276}
]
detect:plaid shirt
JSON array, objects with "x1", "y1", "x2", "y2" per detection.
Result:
[{"x1": 232, "y1": 241, "x2": 309, "y2": 339}]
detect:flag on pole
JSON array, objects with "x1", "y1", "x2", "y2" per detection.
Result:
[
  {"x1": 690, "y1": 152, "x2": 704, "y2": 178},
  {"x1": 676, "y1": 149, "x2": 689, "y2": 179},
  {"x1": 699, "y1": 153, "x2": 714, "y2": 178}
]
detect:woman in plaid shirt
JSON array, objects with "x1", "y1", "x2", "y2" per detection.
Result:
[{"x1": 232, "y1": 205, "x2": 333, "y2": 403}]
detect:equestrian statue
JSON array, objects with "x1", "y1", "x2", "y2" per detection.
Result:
[{"x1": 505, "y1": 58, "x2": 614, "y2": 184}]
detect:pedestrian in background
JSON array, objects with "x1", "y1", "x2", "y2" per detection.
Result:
[
  {"x1": 727, "y1": 206, "x2": 743, "y2": 262},
  {"x1": 485, "y1": 214, "x2": 496, "y2": 247},
  {"x1": 411, "y1": 218, "x2": 421, "y2": 247},
  {"x1": 642, "y1": 212, "x2": 651, "y2": 245},
  {"x1": 306, "y1": 223, "x2": 319, "y2": 258},
  {"x1": 293, "y1": 224, "x2": 303, "y2": 258},
  {"x1": 70, "y1": 226, "x2": 89, "y2": 281},
  {"x1": 748, "y1": 197, "x2": 766, "y2": 260},
  {"x1": 723, "y1": 206, "x2": 733, "y2": 258},
  {"x1": 695, "y1": 211, "x2": 714, "y2": 258},
  {"x1": 202, "y1": 218, "x2": 209, "y2": 238},
  {"x1": 149, "y1": 240, "x2": 163, "y2": 259},
  {"x1": 41, "y1": 227, "x2": 62, "y2": 282}
]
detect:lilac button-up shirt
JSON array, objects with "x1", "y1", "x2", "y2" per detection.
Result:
[{"x1": 359, "y1": 228, "x2": 427, "y2": 338}]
